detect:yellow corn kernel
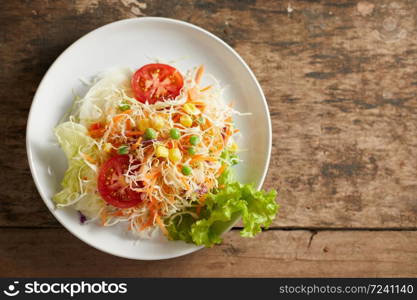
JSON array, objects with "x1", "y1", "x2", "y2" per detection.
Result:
[
  {"x1": 151, "y1": 116, "x2": 165, "y2": 131},
  {"x1": 180, "y1": 115, "x2": 193, "y2": 127},
  {"x1": 155, "y1": 145, "x2": 169, "y2": 158},
  {"x1": 136, "y1": 118, "x2": 150, "y2": 131},
  {"x1": 169, "y1": 148, "x2": 182, "y2": 163},
  {"x1": 229, "y1": 142, "x2": 238, "y2": 152},
  {"x1": 103, "y1": 143, "x2": 113, "y2": 152},
  {"x1": 183, "y1": 103, "x2": 200, "y2": 115}
]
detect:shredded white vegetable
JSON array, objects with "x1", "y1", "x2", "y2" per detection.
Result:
[{"x1": 55, "y1": 65, "x2": 240, "y2": 235}]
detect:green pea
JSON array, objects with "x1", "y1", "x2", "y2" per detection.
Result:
[
  {"x1": 187, "y1": 147, "x2": 196, "y2": 156},
  {"x1": 119, "y1": 103, "x2": 130, "y2": 111},
  {"x1": 182, "y1": 165, "x2": 192, "y2": 176},
  {"x1": 144, "y1": 128, "x2": 157, "y2": 140},
  {"x1": 169, "y1": 128, "x2": 180, "y2": 140},
  {"x1": 118, "y1": 145, "x2": 129, "y2": 155},
  {"x1": 189, "y1": 135, "x2": 200, "y2": 146}
]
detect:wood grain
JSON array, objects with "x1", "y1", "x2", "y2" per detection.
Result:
[
  {"x1": 1, "y1": 0, "x2": 417, "y2": 278},
  {"x1": 1, "y1": 228, "x2": 416, "y2": 277},
  {"x1": 0, "y1": 0, "x2": 416, "y2": 229},
  {"x1": 1, "y1": 0, "x2": 417, "y2": 229}
]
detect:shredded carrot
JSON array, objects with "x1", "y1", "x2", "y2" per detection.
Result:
[
  {"x1": 189, "y1": 155, "x2": 203, "y2": 163},
  {"x1": 216, "y1": 164, "x2": 227, "y2": 176},
  {"x1": 110, "y1": 210, "x2": 125, "y2": 217},
  {"x1": 161, "y1": 184, "x2": 173, "y2": 195},
  {"x1": 145, "y1": 170, "x2": 161, "y2": 181},
  {"x1": 150, "y1": 195, "x2": 158, "y2": 208},
  {"x1": 194, "y1": 103, "x2": 206, "y2": 112},
  {"x1": 100, "y1": 210, "x2": 107, "y2": 226},
  {"x1": 190, "y1": 155, "x2": 218, "y2": 164},
  {"x1": 111, "y1": 114, "x2": 125, "y2": 134},
  {"x1": 125, "y1": 119, "x2": 133, "y2": 130},
  {"x1": 189, "y1": 101, "x2": 206, "y2": 106},
  {"x1": 187, "y1": 87, "x2": 197, "y2": 102},
  {"x1": 168, "y1": 139, "x2": 177, "y2": 149},
  {"x1": 89, "y1": 129, "x2": 105, "y2": 138},
  {"x1": 140, "y1": 197, "x2": 158, "y2": 230},
  {"x1": 222, "y1": 126, "x2": 233, "y2": 145},
  {"x1": 89, "y1": 129, "x2": 104, "y2": 138},
  {"x1": 155, "y1": 215, "x2": 169, "y2": 236},
  {"x1": 82, "y1": 153, "x2": 96, "y2": 164},
  {"x1": 140, "y1": 211, "x2": 154, "y2": 230},
  {"x1": 200, "y1": 85, "x2": 212, "y2": 92},
  {"x1": 196, "y1": 195, "x2": 207, "y2": 216},
  {"x1": 125, "y1": 130, "x2": 144, "y2": 136},
  {"x1": 88, "y1": 122, "x2": 106, "y2": 138},
  {"x1": 172, "y1": 114, "x2": 180, "y2": 123},
  {"x1": 131, "y1": 137, "x2": 142, "y2": 150},
  {"x1": 113, "y1": 114, "x2": 124, "y2": 123},
  {"x1": 181, "y1": 177, "x2": 190, "y2": 190},
  {"x1": 195, "y1": 65, "x2": 204, "y2": 84},
  {"x1": 201, "y1": 117, "x2": 212, "y2": 130}
]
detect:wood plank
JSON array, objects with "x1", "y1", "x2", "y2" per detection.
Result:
[
  {"x1": 1, "y1": 228, "x2": 416, "y2": 277},
  {"x1": 1, "y1": 0, "x2": 417, "y2": 228}
]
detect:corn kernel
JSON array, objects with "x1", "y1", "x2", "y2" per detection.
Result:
[
  {"x1": 180, "y1": 115, "x2": 193, "y2": 127},
  {"x1": 183, "y1": 103, "x2": 200, "y2": 115},
  {"x1": 137, "y1": 118, "x2": 150, "y2": 131},
  {"x1": 151, "y1": 116, "x2": 165, "y2": 130},
  {"x1": 169, "y1": 148, "x2": 182, "y2": 163},
  {"x1": 156, "y1": 145, "x2": 169, "y2": 158},
  {"x1": 229, "y1": 142, "x2": 238, "y2": 152},
  {"x1": 103, "y1": 143, "x2": 113, "y2": 152}
]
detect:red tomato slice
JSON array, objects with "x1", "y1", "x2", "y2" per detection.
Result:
[
  {"x1": 131, "y1": 63, "x2": 184, "y2": 104},
  {"x1": 97, "y1": 155, "x2": 143, "y2": 208}
]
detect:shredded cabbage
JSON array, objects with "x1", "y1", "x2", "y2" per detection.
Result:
[{"x1": 53, "y1": 121, "x2": 103, "y2": 218}]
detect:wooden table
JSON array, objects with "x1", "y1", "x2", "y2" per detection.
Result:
[{"x1": 1, "y1": 0, "x2": 417, "y2": 277}]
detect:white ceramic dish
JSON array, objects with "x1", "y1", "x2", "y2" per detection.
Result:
[{"x1": 26, "y1": 17, "x2": 272, "y2": 260}]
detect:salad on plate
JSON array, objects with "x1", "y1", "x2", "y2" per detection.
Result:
[{"x1": 53, "y1": 63, "x2": 278, "y2": 247}]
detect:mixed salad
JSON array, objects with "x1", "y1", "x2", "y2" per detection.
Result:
[{"x1": 53, "y1": 63, "x2": 278, "y2": 247}]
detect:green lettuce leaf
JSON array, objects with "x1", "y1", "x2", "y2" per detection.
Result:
[
  {"x1": 166, "y1": 213, "x2": 197, "y2": 244},
  {"x1": 166, "y1": 165, "x2": 279, "y2": 247}
]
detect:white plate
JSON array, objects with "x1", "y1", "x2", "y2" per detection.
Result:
[{"x1": 26, "y1": 17, "x2": 272, "y2": 260}]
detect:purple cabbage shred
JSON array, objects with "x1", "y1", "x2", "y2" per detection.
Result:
[{"x1": 78, "y1": 211, "x2": 87, "y2": 224}]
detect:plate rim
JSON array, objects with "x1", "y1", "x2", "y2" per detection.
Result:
[{"x1": 26, "y1": 17, "x2": 272, "y2": 260}]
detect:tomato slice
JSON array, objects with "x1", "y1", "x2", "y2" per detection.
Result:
[
  {"x1": 97, "y1": 155, "x2": 143, "y2": 208},
  {"x1": 131, "y1": 63, "x2": 184, "y2": 104}
]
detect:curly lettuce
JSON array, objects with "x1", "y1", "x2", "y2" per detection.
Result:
[{"x1": 167, "y1": 162, "x2": 279, "y2": 247}]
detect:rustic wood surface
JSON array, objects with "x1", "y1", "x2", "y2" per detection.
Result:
[
  {"x1": 2, "y1": 228, "x2": 417, "y2": 277},
  {"x1": 1, "y1": 0, "x2": 416, "y2": 277}
]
